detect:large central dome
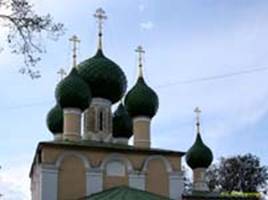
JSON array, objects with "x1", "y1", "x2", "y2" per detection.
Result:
[{"x1": 78, "y1": 49, "x2": 127, "y2": 104}]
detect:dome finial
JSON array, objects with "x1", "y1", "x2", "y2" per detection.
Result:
[
  {"x1": 69, "y1": 35, "x2": 80, "y2": 68},
  {"x1": 94, "y1": 8, "x2": 107, "y2": 50},
  {"x1": 194, "y1": 107, "x2": 201, "y2": 134},
  {"x1": 135, "y1": 45, "x2": 145, "y2": 78}
]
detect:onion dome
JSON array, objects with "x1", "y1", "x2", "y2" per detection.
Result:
[
  {"x1": 186, "y1": 107, "x2": 213, "y2": 169},
  {"x1": 55, "y1": 68, "x2": 91, "y2": 111},
  {"x1": 112, "y1": 103, "x2": 133, "y2": 138},
  {"x1": 186, "y1": 133, "x2": 213, "y2": 169},
  {"x1": 46, "y1": 104, "x2": 63, "y2": 134},
  {"x1": 78, "y1": 49, "x2": 127, "y2": 103},
  {"x1": 77, "y1": 8, "x2": 127, "y2": 104},
  {"x1": 124, "y1": 46, "x2": 159, "y2": 119}
]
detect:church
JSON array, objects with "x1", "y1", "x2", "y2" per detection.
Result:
[{"x1": 29, "y1": 8, "x2": 216, "y2": 200}]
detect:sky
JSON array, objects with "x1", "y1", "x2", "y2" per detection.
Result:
[{"x1": 1, "y1": 0, "x2": 268, "y2": 199}]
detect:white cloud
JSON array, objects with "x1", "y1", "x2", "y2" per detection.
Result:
[
  {"x1": 0, "y1": 158, "x2": 31, "y2": 200},
  {"x1": 140, "y1": 21, "x2": 154, "y2": 30}
]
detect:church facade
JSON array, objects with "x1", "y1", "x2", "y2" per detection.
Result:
[{"x1": 30, "y1": 8, "x2": 215, "y2": 200}]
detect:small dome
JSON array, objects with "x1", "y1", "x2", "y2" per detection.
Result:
[
  {"x1": 124, "y1": 77, "x2": 159, "y2": 118},
  {"x1": 112, "y1": 103, "x2": 133, "y2": 138},
  {"x1": 78, "y1": 49, "x2": 127, "y2": 104},
  {"x1": 46, "y1": 104, "x2": 63, "y2": 134},
  {"x1": 186, "y1": 133, "x2": 213, "y2": 169},
  {"x1": 55, "y1": 68, "x2": 91, "y2": 111}
]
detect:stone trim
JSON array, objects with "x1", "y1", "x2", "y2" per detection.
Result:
[
  {"x1": 55, "y1": 151, "x2": 91, "y2": 169},
  {"x1": 169, "y1": 171, "x2": 184, "y2": 200},
  {"x1": 133, "y1": 116, "x2": 151, "y2": 123},
  {"x1": 86, "y1": 168, "x2": 103, "y2": 196},
  {"x1": 63, "y1": 108, "x2": 82, "y2": 115},
  {"x1": 129, "y1": 171, "x2": 145, "y2": 191},
  {"x1": 91, "y1": 98, "x2": 112, "y2": 107},
  {"x1": 100, "y1": 153, "x2": 133, "y2": 173},
  {"x1": 40, "y1": 164, "x2": 58, "y2": 200},
  {"x1": 142, "y1": 155, "x2": 173, "y2": 173},
  {"x1": 113, "y1": 137, "x2": 129, "y2": 145}
]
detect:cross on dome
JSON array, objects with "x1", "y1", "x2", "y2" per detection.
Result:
[
  {"x1": 194, "y1": 107, "x2": 201, "y2": 134},
  {"x1": 94, "y1": 8, "x2": 107, "y2": 50},
  {"x1": 57, "y1": 68, "x2": 67, "y2": 81},
  {"x1": 135, "y1": 45, "x2": 145, "y2": 77},
  {"x1": 69, "y1": 35, "x2": 80, "y2": 68}
]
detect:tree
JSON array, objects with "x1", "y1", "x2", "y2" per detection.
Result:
[
  {"x1": 206, "y1": 154, "x2": 268, "y2": 193},
  {"x1": 0, "y1": 0, "x2": 64, "y2": 78}
]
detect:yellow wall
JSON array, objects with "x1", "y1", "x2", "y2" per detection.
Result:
[
  {"x1": 145, "y1": 158, "x2": 169, "y2": 196},
  {"x1": 58, "y1": 155, "x2": 86, "y2": 200}
]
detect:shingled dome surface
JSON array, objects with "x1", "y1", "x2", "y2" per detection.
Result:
[
  {"x1": 186, "y1": 133, "x2": 213, "y2": 169},
  {"x1": 55, "y1": 68, "x2": 91, "y2": 111},
  {"x1": 112, "y1": 103, "x2": 133, "y2": 138},
  {"x1": 46, "y1": 104, "x2": 63, "y2": 134},
  {"x1": 125, "y1": 77, "x2": 159, "y2": 118},
  {"x1": 78, "y1": 49, "x2": 127, "y2": 104}
]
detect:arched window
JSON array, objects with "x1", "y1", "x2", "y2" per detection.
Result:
[{"x1": 99, "y1": 110, "x2": 103, "y2": 131}]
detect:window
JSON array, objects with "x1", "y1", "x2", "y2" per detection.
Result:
[{"x1": 99, "y1": 110, "x2": 103, "y2": 131}]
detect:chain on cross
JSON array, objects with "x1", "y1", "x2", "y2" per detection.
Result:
[{"x1": 69, "y1": 35, "x2": 80, "y2": 68}]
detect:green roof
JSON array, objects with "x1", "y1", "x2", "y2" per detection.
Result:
[
  {"x1": 112, "y1": 103, "x2": 133, "y2": 138},
  {"x1": 78, "y1": 49, "x2": 127, "y2": 104},
  {"x1": 46, "y1": 104, "x2": 63, "y2": 134},
  {"x1": 186, "y1": 133, "x2": 213, "y2": 169},
  {"x1": 55, "y1": 68, "x2": 91, "y2": 111},
  {"x1": 79, "y1": 186, "x2": 171, "y2": 200},
  {"x1": 125, "y1": 77, "x2": 159, "y2": 119}
]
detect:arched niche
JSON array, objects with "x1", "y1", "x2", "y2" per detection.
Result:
[
  {"x1": 57, "y1": 152, "x2": 89, "y2": 200},
  {"x1": 142, "y1": 155, "x2": 172, "y2": 197},
  {"x1": 101, "y1": 153, "x2": 133, "y2": 189}
]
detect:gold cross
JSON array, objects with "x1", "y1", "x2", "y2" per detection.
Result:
[
  {"x1": 93, "y1": 8, "x2": 107, "y2": 49},
  {"x1": 57, "y1": 68, "x2": 67, "y2": 81},
  {"x1": 69, "y1": 35, "x2": 80, "y2": 68}
]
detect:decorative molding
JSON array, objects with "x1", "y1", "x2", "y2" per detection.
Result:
[
  {"x1": 133, "y1": 116, "x2": 151, "y2": 123},
  {"x1": 113, "y1": 137, "x2": 129, "y2": 145},
  {"x1": 169, "y1": 170, "x2": 184, "y2": 200},
  {"x1": 55, "y1": 151, "x2": 91, "y2": 169},
  {"x1": 100, "y1": 153, "x2": 133, "y2": 173},
  {"x1": 91, "y1": 98, "x2": 112, "y2": 107},
  {"x1": 86, "y1": 168, "x2": 103, "y2": 196},
  {"x1": 40, "y1": 164, "x2": 58, "y2": 200},
  {"x1": 63, "y1": 108, "x2": 82, "y2": 115},
  {"x1": 129, "y1": 171, "x2": 145, "y2": 191},
  {"x1": 142, "y1": 155, "x2": 173, "y2": 173}
]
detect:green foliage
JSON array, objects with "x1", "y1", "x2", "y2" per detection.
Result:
[{"x1": 206, "y1": 153, "x2": 268, "y2": 193}]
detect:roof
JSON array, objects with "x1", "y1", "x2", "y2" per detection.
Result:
[
  {"x1": 29, "y1": 140, "x2": 185, "y2": 177},
  {"x1": 38, "y1": 140, "x2": 185, "y2": 155},
  {"x1": 79, "y1": 186, "x2": 172, "y2": 200}
]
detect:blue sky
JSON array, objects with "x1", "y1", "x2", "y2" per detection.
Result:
[{"x1": 1, "y1": 0, "x2": 268, "y2": 199}]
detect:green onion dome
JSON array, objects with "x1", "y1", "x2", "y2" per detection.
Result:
[
  {"x1": 78, "y1": 49, "x2": 127, "y2": 104},
  {"x1": 112, "y1": 103, "x2": 133, "y2": 139},
  {"x1": 55, "y1": 68, "x2": 91, "y2": 111},
  {"x1": 186, "y1": 133, "x2": 213, "y2": 169},
  {"x1": 46, "y1": 104, "x2": 63, "y2": 134},
  {"x1": 124, "y1": 77, "x2": 159, "y2": 118}
]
